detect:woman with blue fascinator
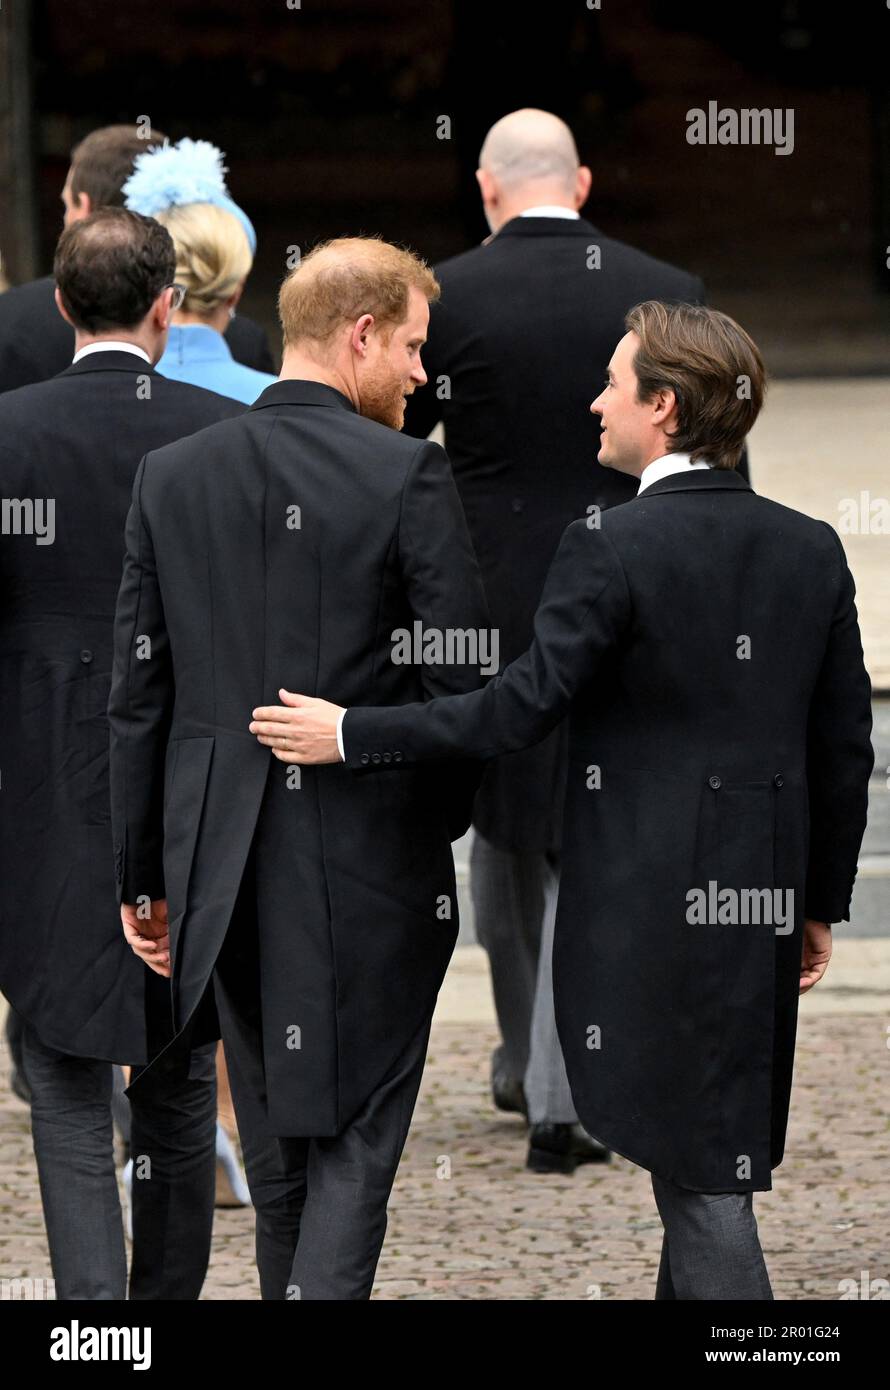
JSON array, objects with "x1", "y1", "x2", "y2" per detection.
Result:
[{"x1": 123, "y1": 139, "x2": 277, "y2": 404}]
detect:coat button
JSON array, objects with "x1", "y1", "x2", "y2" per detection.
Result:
[
  {"x1": 360, "y1": 753, "x2": 370, "y2": 766},
  {"x1": 382, "y1": 752, "x2": 392, "y2": 764},
  {"x1": 511, "y1": 497, "x2": 524, "y2": 514},
  {"x1": 371, "y1": 752, "x2": 382, "y2": 765},
  {"x1": 708, "y1": 775, "x2": 722, "y2": 790},
  {"x1": 773, "y1": 773, "x2": 784, "y2": 788},
  {"x1": 80, "y1": 649, "x2": 93, "y2": 664},
  {"x1": 393, "y1": 751, "x2": 403, "y2": 763}
]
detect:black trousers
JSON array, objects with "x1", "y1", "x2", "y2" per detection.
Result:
[
  {"x1": 127, "y1": 1038, "x2": 217, "y2": 1300},
  {"x1": 23, "y1": 1019, "x2": 216, "y2": 1300},
  {"x1": 652, "y1": 1172, "x2": 774, "y2": 1300},
  {"x1": 213, "y1": 873, "x2": 431, "y2": 1301}
]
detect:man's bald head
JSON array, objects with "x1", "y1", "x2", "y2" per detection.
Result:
[
  {"x1": 476, "y1": 109, "x2": 591, "y2": 232},
  {"x1": 480, "y1": 109, "x2": 579, "y2": 191}
]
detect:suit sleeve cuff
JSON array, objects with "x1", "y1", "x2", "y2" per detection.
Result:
[{"x1": 336, "y1": 709, "x2": 347, "y2": 761}]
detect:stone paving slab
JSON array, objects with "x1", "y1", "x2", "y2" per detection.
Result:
[{"x1": 1, "y1": 938, "x2": 887, "y2": 1300}]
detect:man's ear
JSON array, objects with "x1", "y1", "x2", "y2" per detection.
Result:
[
  {"x1": 476, "y1": 167, "x2": 496, "y2": 207},
  {"x1": 53, "y1": 287, "x2": 74, "y2": 327},
  {"x1": 152, "y1": 286, "x2": 174, "y2": 331},
  {"x1": 350, "y1": 312, "x2": 375, "y2": 357},
  {"x1": 575, "y1": 165, "x2": 592, "y2": 210},
  {"x1": 652, "y1": 386, "x2": 678, "y2": 426}
]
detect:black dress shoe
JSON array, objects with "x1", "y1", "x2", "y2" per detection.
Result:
[
  {"x1": 527, "y1": 1123, "x2": 611, "y2": 1173},
  {"x1": 492, "y1": 1072, "x2": 528, "y2": 1117},
  {"x1": 490, "y1": 1049, "x2": 528, "y2": 1116}
]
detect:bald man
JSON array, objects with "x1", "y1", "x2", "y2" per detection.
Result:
[{"x1": 404, "y1": 108, "x2": 720, "y2": 1173}]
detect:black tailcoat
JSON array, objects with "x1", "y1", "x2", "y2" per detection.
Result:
[
  {"x1": 109, "y1": 381, "x2": 490, "y2": 1135},
  {"x1": 403, "y1": 216, "x2": 718, "y2": 852},
  {"x1": 0, "y1": 353, "x2": 242, "y2": 1061},
  {"x1": 343, "y1": 471, "x2": 873, "y2": 1191}
]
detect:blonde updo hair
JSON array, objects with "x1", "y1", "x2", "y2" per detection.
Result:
[{"x1": 154, "y1": 202, "x2": 252, "y2": 315}]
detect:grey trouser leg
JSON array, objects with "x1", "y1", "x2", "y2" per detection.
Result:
[
  {"x1": 212, "y1": 959, "x2": 303, "y2": 1301},
  {"x1": 285, "y1": 1015, "x2": 431, "y2": 1300},
  {"x1": 469, "y1": 831, "x2": 545, "y2": 1083},
  {"x1": 22, "y1": 1023, "x2": 127, "y2": 1300},
  {"x1": 214, "y1": 954, "x2": 431, "y2": 1301},
  {"x1": 652, "y1": 1172, "x2": 774, "y2": 1300},
  {"x1": 524, "y1": 858, "x2": 578, "y2": 1125}
]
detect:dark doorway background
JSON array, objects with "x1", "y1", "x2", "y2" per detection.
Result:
[{"x1": 26, "y1": 0, "x2": 890, "y2": 374}]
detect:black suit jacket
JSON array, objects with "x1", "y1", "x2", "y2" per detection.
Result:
[
  {"x1": 0, "y1": 275, "x2": 275, "y2": 392},
  {"x1": 0, "y1": 352, "x2": 243, "y2": 1062},
  {"x1": 108, "y1": 381, "x2": 490, "y2": 1134},
  {"x1": 343, "y1": 471, "x2": 873, "y2": 1190},
  {"x1": 404, "y1": 215, "x2": 748, "y2": 852}
]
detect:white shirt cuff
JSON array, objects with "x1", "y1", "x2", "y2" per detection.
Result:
[{"x1": 336, "y1": 709, "x2": 347, "y2": 761}]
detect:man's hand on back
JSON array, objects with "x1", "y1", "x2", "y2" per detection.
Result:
[{"x1": 250, "y1": 688, "x2": 345, "y2": 764}]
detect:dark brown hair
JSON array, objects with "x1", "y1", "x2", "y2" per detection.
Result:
[
  {"x1": 68, "y1": 124, "x2": 168, "y2": 209},
  {"x1": 625, "y1": 301, "x2": 766, "y2": 469},
  {"x1": 54, "y1": 208, "x2": 175, "y2": 333}
]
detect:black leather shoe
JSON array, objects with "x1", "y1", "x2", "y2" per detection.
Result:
[
  {"x1": 491, "y1": 1049, "x2": 528, "y2": 1117},
  {"x1": 492, "y1": 1072, "x2": 528, "y2": 1117},
  {"x1": 527, "y1": 1123, "x2": 611, "y2": 1173}
]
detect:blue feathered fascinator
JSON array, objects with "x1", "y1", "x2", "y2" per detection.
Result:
[{"x1": 122, "y1": 137, "x2": 256, "y2": 254}]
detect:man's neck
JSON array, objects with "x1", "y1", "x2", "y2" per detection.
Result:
[
  {"x1": 616, "y1": 444, "x2": 674, "y2": 482},
  {"x1": 492, "y1": 195, "x2": 579, "y2": 230},
  {"x1": 278, "y1": 350, "x2": 356, "y2": 408},
  {"x1": 72, "y1": 330, "x2": 158, "y2": 363},
  {"x1": 640, "y1": 445, "x2": 677, "y2": 474}
]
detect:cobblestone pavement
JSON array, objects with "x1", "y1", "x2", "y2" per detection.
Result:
[{"x1": 1, "y1": 940, "x2": 887, "y2": 1301}]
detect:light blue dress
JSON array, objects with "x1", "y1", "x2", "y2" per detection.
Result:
[{"x1": 156, "y1": 324, "x2": 277, "y2": 404}]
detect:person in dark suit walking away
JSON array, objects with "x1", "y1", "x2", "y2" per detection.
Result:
[
  {"x1": 260, "y1": 302, "x2": 873, "y2": 1300},
  {"x1": 108, "y1": 238, "x2": 491, "y2": 1299},
  {"x1": 0, "y1": 208, "x2": 243, "y2": 1298},
  {"x1": 403, "y1": 108, "x2": 719, "y2": 1173}
]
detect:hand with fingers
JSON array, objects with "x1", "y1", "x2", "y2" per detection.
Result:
[
  {"x1": 799, "y1": 918, "x2": 832, "y2": 994},
  {"x1": 121, "y1": 898, "x2": 171, "y2": 978},
  {"x1": 250, "y1": 687, "x2": 345, "y2": 764}
]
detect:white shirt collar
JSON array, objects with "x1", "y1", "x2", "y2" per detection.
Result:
[
  {"x1": 637, "y1": 452, "x2": 713, "y2": 495},
  {"x1": 518, "y1": 206, "x2": 580, "y2": 220},
  {"x1": 71, "y1": 341, "x2": 151, "y2": 365}
]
